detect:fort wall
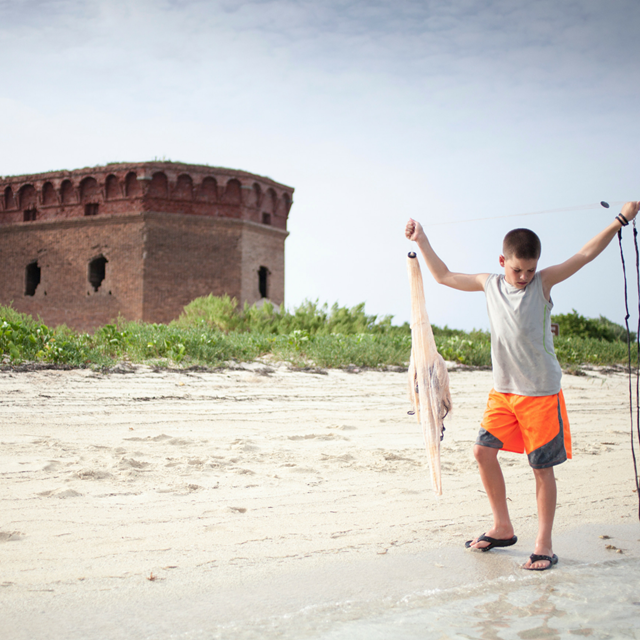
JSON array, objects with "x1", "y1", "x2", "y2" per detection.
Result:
[
  {"x1": 0, "y1": 162, "x2": 293, "y2": 331},
  {"x1": 0, "y1": 216, "x2": 145, "y2": 330}
]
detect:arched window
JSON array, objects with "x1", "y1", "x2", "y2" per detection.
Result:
[
  {"x1": 174, "y1": 174, "x2": 193, "y2": 200},
  {"x1": 199, "y1": 176, "x2": 217, "y2": 203},
  {"x1": 88, "y1": 255, "x2": 108, "y2": 292},
  {"x1": 125, "y1": 172, "x2": 141, "y2": 197},
  {"x1": 263, "y1": 188, "x2": 276, "y2": 213},
  {"x1": 4, "y1": 186, "x2": 16, "y2": 210},
  {"x1": 60, "y1": 180, "x2": 75, "y2": 204},
  {"x1": 105, "y1": 175, "x2": 120, "y2": 200},
  {"x1": 81, "y1": 177, "x2": 99, "y2": 215},
  {"x1": 80, "y1": 177, "x2": 99, "y2": 202},
  {"x1": 25, "y1": 261, "x2": 40, "y2": 296},
  {"x1": 223, "y1": 179, "x2": 241, "y2": 205},
  {"x1": 278, "y1": 193, "x2": 291, "y2": 218},
  {"x1": 262, "y1": 188, "x2": 276, "y2": 225},
  {"x1": 42, "y1": 182, "x2": 57, "y2": 206},
  {"x1": 247, "y1": 182, "x2": 261, "y2": 208},
  {"x1": 149, "y1": 172, "x2": 168, "y2": 198},
  {"x1": 18, "y1": 184, "x2": 37, "y2": 209}
]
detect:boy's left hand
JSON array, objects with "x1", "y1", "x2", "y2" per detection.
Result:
[{"x1": 621, "y1": 201, "x2": 640, "y2": 222}]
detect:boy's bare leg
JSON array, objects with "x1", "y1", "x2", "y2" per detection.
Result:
[
  {"x1": 468, "y1": 444, "x2": 515, "y2": 549},
  {"x1": 523, "y1": 466, "x2": 557, "y2": 569}
]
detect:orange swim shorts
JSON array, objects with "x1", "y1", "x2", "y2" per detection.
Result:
[{"x1": 477, "y1": 389, "x2": 572, "y2": 469}]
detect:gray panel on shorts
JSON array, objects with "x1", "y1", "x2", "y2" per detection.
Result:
[
  {"x1": 476, "y1": 428, "x2": 503, "y2": 449},
  {"x1": 527, "y1": 396, "x2": 567, "y2": 469}
]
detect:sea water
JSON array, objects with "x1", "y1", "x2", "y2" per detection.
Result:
[
  {"x1": 208, "y1": 557, "x2": 640, "y2": 640},
  {"x1": 7, "y1": 526, "x2": 640, "y2": 640},
  {"x1": 315, "y1": 559, "x2": 640, "y2": 640}
]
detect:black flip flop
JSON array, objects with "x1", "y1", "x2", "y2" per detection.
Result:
[
  {"x1": 523, "y1": 553, "x2": 558, "y2": 571},
  {"x1": 464, "y1": 533, "x2": 518, "y2": 552}
]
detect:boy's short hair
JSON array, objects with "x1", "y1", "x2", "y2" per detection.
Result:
[{"x1": 503, "y1": 228, "x2": 541, "y2": 260}]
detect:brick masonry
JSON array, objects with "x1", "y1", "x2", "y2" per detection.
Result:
[{"x1": 0, "y1": 162, "x2": 293, "y2": 331}]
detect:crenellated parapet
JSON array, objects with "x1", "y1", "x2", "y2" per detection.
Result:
[{"x1": 0, "y1": 161, "x2": 294, "y2": 230}]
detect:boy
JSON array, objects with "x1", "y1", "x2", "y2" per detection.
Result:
[{"x1": 405, "y1": 200, "x2": 639, "y2": 570}]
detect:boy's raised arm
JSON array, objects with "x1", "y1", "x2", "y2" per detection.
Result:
[
  {"x1": 405, "y1": 218, "x2": 489, "y2": 292},
  {"x1": 540, "y1": 201, "x2": 640, "y2": 296}
]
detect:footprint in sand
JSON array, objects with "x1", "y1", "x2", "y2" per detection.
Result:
[
  {"x1": 383, "y1": 452, "x2": 416, "y2": 463},
  {"x1": 321, "y1": 453, "x2": 355, "y2": 463},
  {"x1": 73, "y1": 469, "x2": 112, "y2": 480},
  {"x1": 234, "y1": 468, "x2": 256, "y2": 475},
  {"x1": 231, "y1": 440, "x2": 260, "y2": 452},
  {"x1": 119, "y1": 458, "x2": 150, "y2": 469},
  {"x1": 38, "y1": 488, "x2": 82, "y2": 499},
  {"x1": 160, "y1": 483, "x2": 203, "y2": 494},
  {"x1": 287, "y1": 433, "x2": 349, "y2": 441},
  {"x1": 0, "y1": 531, "x2": 26, "y2": 541},
  {"x1": 123, "y1": 434, "x2": 173, "y2": 443}
]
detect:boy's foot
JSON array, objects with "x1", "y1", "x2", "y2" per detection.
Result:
[
  {"x1": 523, "y1": 553, "x2": 558, "y2": 571},
  {"x1": 464, "y1": 533, "x2": 518, "y2": 552}
]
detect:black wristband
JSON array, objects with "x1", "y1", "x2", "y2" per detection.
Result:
[{"x1": 617, "y1": 214, "x2": 629, "y2": 226}]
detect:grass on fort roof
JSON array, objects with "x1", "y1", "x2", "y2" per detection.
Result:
[{"x1": 0, "y1": 299, "x2": 636, "y2": 371}]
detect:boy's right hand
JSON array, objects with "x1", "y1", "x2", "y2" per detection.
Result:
[{"x1": 405, "y1": 218, "x2": 424, "y2": 242}]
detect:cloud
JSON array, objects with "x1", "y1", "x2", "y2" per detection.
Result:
[
  {"x1": 4, "y1": 1, "x2": 639, "y2": 83},
  {"x1": 4, "y1": 0, "x2": 633, "y2": 147}
]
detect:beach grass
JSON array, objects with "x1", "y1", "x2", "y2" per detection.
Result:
[{"x1": 0, "y1": 299, "x2": 636, "y2": 370}]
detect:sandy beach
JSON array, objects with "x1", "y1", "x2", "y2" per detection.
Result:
[{"x1": 2, "y1": 363, "x2": 639, "y2": 638}]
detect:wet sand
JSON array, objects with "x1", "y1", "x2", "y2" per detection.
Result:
[{"x1": 1, "y1": 364, "x2": 638, "y2": 638}]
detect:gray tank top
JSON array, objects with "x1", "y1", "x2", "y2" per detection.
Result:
[{"x1": 484, "y1": 273, "x2": 562, "y2": 396}]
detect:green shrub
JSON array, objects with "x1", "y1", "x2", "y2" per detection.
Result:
[
  {"x1": 435, "y1": 332, "x2": 492, "y2": 367},
  {"x1": 0, "y1": 316, "x2": 47, "y2": 362},
  {"x1": 174, "y1": 294, "x2": 240, "y2": 332},
  {"x1": 272, "y1": 332, "x2": 412, "y2": 368},
  {"x1": 593, "y1": 315, "x2": 635, "y2": 342},
  {"x1": 552, "y1": 335, "x2": 634, "y2": 366},
  {"x1": 175, "y1": 296, "x2": 406, "y2": 336},
  {"x1": 1, "y1": 300, "x2": 637, "y2": 371},
  {"x1": 0, "y1": 307, "x2": 95, "y2": 365},
  {"x1": 551, "y1": 310, "x2": 633, "y2": 342}
]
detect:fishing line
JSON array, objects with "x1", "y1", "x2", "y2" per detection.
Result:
[
  {"x1": 617, "y1": 221, "x2": 640, "y2": 521},
  {"x1": 426, "y1": 200, "x2": 625, "y2": 227}
]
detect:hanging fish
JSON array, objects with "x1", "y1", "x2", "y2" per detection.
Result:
[{"x1": 407, "y1": 251, "x2": 452, "y2": 496}]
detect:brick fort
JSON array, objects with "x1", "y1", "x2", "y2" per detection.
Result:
[{"x1": 0, "y1": 162, "x2": 294, "y2": 331}]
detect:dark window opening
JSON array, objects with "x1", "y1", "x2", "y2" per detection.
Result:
[
  {"x1": 23, "y1": 208, "x2": 37, "y2": 222},
  {"x1": 84, "y1": 203, "x2": 99, "y2": 216},
  {"x1": 88, "y1": 256, "x2": 108, "y2": 292},
  {"x1": 25, "y1": 261, "x2": 40, "y2": 296},
  {"x1": 262, "y1": 212, "x2": 272, "y2": 225},
  {"x1": 258, "y1": 266, "x2": 269, "y2": 299}
]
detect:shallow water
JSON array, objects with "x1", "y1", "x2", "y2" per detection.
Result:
[
  {"x1": 316, "y1": 559, "x2": 640, "y2": 640},
  {"x1": 6, "y1": 527, "x2": 640, "y2": 640},
  {"x1": 201, "y1": 557, "x2": 640, "y2": 640}
]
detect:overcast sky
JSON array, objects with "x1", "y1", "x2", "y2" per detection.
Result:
[{"x1": 1, "y1": 0, "x2": 639, "y2": 330}]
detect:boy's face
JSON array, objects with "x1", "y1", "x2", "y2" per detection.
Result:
[{"x1": 499, "y1": 255, "x2": 539, "y2": 288}]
